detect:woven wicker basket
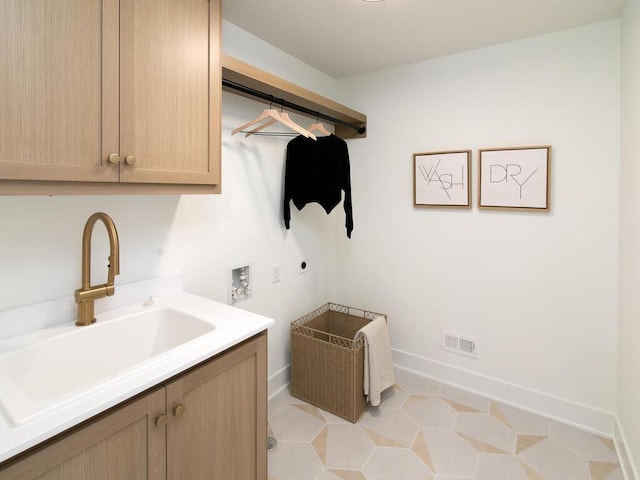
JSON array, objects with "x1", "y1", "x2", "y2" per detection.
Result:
[{"x1": 290, "y1": 303, "x2": 386, "y2": 423}]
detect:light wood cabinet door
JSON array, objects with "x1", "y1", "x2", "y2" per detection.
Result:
[
  {"x1": 118, "y1": 0, "x2": 221, "y2": 185},
  {"x1": 0, "y1": 0, "x2": 221, "y2": 192},
  {"x1": 0, "y1": 0, "x2": 119, "y2": 183},
  {"x1": 0, "y1": 388, "x2": 166, "y2": 480},
  {"x1": 166, "y1": 332, "x2": 268, "y2": 480}
]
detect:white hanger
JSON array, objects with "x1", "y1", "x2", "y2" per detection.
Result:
[
  {"x1": 308, "y1": 120, "x2": 331, "y2": 136},
  {"x1": 233, "y1": 107, "x2": 316, "y2": 140},
  {"x1": 243, "y1": 111, "x2": 316, "y2": 139},
  {"x1": 231, "y1": 108, "x2": 282, "y2": 136},
  {"x1": 278, "y1": 112, "x2": 316, "y2": 140},
  {"x1": 243, "y1": 117, "x2": 279, "y2": 137}
]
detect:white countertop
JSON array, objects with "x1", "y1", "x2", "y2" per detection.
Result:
[{"x1": 0, "y1": 274, "x2": 274, "y2": 464}]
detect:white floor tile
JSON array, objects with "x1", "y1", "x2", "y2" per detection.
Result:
[
  {"x1": 378, "y1": 384, "x2": 409, "y2": 409},
  {"x1": 316, "y1": 471, "x2": 344, "y2": 480},
  {"x1": 439, "y1": 385, "x2": 491, "y2": 413},
  {"x1": 268, "y1": 441, "x2": 325, "y2": 480},
  {"x1": 404, "y1": 396, "x2": 458, "y2": 429},
  {"x1": 362, "y1": 448, "x2": 434, "y2": 480},
  {"x1": 395, "y1": 370, "x2": 441, "y2": 395},
  {"x1": 270, "y1": 404, "x2": 326, "y2": 441},
  {"x1": 549, "y1": 421, "x2": 618, "y2": 463},
  {"x1": 475, "y1": 454, "x2": 531, "y2": 480},
  {"x1": 518, "y1": 437, "x2": 591, "y2": 480},
  {"x1": 325, "y1": 424, "x2": 376, "y2": 470},
  {"x1": 491, "y1": 402, "x2": 549, "y2": 435},
  {"x1": 420, "y1": 429, "x2": 478, "y2": 477},
  {"x1": 359, "y1": 408, "x2": 420, "y2": 447},
  {"x1": 268, "y1": 369, "x2": 622, "y2": 480},
  {"x1": 455, "y1": 413, "x2": 517, "y2": 454}
]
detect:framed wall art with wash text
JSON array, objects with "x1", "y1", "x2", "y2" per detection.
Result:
[
  {"x1": 413, "y1": 150, "x2": 471, "y2": 207},
  {"x1": 478, "y1": 146, "x2": 551, "y2": 211}
]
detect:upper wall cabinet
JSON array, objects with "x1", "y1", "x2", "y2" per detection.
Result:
[{"x1": 0, "y1": 0, "x2": 221, "y2": 195}]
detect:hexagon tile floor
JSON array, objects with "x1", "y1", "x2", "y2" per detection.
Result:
[{"x1": 267, "y1": 369, "x2": 623, "y2": 480}]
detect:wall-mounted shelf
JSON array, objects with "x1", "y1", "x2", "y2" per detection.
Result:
[{"x1": 221, "y1": 55, "x2": 367, "y2": 139}]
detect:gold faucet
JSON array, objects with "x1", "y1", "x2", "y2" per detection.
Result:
[{"x1": 74, "y1": 212, "x2": 120, "y2": 326}]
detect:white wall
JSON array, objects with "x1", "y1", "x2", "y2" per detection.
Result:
[
  {"x1": 334, "y1": 20, "x2": 621, "y2": 433},
  {"x1": 619, "y1": 0, "x2": 640, "y2": 475},
  {"x1": 222, "y1": 20, "x2": 338, "y2": 99},
  {"x1": 0, "y1": 12, "x2": 628, "y2": 453},
  {"x1": 0, "y1": 24, "x2": 340, "y2": 395}
]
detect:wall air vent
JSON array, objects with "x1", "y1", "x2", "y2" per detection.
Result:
[{"x1": 441, "y1": 330, "x2": 478, "y2": 359}]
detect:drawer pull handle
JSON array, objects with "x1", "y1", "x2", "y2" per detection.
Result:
[
  {"x1": 108, "y1": 153, "x2": 121, "y2": 164},
  {"x1": 173, "y1": 404, "x2": 186, "y2": 418},
  {"x1": 155, "y1": 414, "x2": 167, "y2": 427},
  {"x1": 125, "y1": 155, "x2": 137, "y2": 166}
]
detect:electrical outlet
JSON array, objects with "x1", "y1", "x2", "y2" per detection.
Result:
[
  {"x1": 298, "y1": 257, "x2": 309, "y2": 274},
  {"x1": 272, "y1": 264, "x2": 281, "y2": 283}
]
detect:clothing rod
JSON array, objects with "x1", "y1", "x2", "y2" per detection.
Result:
[{"x1": 222, "y1": 79, "x2": 367, "y2": 135}]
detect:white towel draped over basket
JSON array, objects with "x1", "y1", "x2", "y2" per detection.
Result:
[{"x1": 354, "y1": 315, "x2": 395, "y2": 406}]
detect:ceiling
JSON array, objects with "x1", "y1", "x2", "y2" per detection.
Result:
[{"x1": 222, "y1": 0, "x2": 627, "y2": 79}]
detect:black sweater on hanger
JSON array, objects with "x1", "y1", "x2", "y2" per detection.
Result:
[{"x1": 284, "y1": 134, "x2": 353, "y2": 238}]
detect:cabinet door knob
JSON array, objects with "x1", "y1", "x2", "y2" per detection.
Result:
[
  {"x1": 172, "y1": 403, "x2": 186, "y2": 418},
  {"x1": 108, "y1": 153, "x2": 121, "y2": 164},
  {"x1": 154, "y1": 414, "x2": 167, "y2": 427},
  {"x1": 125, "y1": 155, "x2": 137, "y2": 166}
]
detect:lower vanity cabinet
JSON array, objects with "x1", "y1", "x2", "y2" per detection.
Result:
[
  {"x1": 0, "y1": 331, "x2": 267, "y2": 480},
  {"x1": 165, "y1": 331, "x2": 267, "y2": 479},
  {"x1": 0, "y1": 389, "x2": 166, "y2": 480}
]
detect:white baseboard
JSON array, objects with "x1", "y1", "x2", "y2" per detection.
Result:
[
  {"x1": 268, "y1": 364, "x2": 290, "y2": 400},
  {"x1": 615, "y1": 418, "x2": 639, "y2": 480},
  {"x1": 392, "y1": 348, "x2": 616, "y2": 437}
]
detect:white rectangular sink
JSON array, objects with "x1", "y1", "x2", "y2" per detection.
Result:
[
  {"x1": 0, "y1": 275, "x2": 275, "y2": 465},
  {"x1": 0, "y1": 307, "x2": 215, "y2": 427}
]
